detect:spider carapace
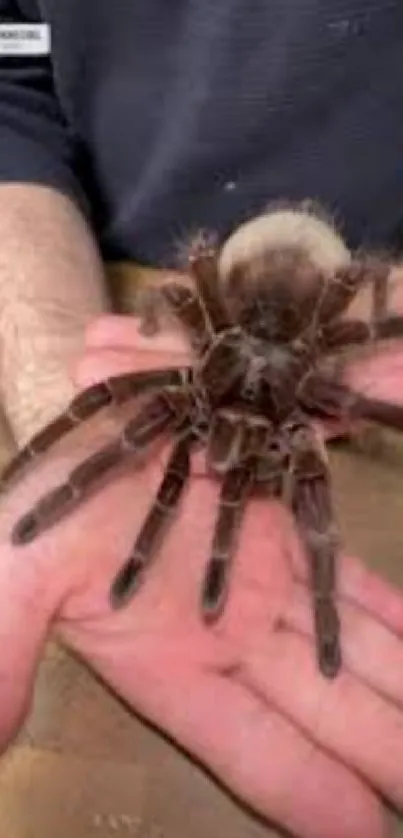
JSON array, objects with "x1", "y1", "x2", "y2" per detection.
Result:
[{"x1": 3, "y1": 202, "x2": 403, "y2": 678}]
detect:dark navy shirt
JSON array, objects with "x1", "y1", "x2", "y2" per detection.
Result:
[{"x1": 1, "y1": 1, "x2": 403, "y2": 265}]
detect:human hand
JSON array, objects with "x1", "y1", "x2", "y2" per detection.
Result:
[{"x1": 1, "y1": 314, "x2": 403, "y2": 838}]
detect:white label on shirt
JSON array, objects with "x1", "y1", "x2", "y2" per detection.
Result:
[{"x1": 0, "y1": 23, "x2": 50, "y2": 56}]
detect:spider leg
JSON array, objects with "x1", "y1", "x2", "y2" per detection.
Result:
[
  {"x1": 314, "y1": 257, "x2": 390, "y2": 325},
  {"x1": 187, "y1": 231, "x2": 232, "y2": 333},
  {"x1": 136, "y1": 282, "x2": 163, "y2": 336},
  {"x1": 202, "y1": 406, "x2": 271, "y2": 618},
  {"x1": 300, "y1": 373, "x2": 403, "y2": 432},
  {"x1": 298, "y1": 374, "x2": 354, "y2": 419},
  {"x1": 350, "y1": 393, "x2": 403, "y2": 431},
  {"x1": 159, "y1": 282, "x2": 215, "y2": 353},
  {"x1": 110, "y1": 430, "x2": 194, "y2": 607},
  {"x1": 290, "y1": 431, "x2": 341, "y2": 677},
  {"x1": 11, "y1": 390, "x2": 190, "y2": 546},
  {"x1": 372, "y1": 263, "x2": 388, "y2": 321},
  {"x1": 320, "y1": 315, "x2": 403, "y2": 352},
  {"x1": 197, "y1": 325, "x2": 249, "y2": 404},
  {"x1": 202, "y1": 462, "x2": 254, "y2": 621},
  {"x1": 0, "y1": 367, "x2": 190, "y2": 493}
]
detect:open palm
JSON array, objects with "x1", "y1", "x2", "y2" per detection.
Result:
[{"x1": 2, "y1": 315, "x2": 403, "y2": 838}]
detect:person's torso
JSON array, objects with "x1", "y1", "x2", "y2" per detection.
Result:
[{"x1": 38, "y1": 0, "x2": 403, "y2": 264}]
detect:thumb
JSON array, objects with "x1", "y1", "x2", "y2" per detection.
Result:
[{"x1": 0, "y1": 546, "x2": 53, "y2": 752}]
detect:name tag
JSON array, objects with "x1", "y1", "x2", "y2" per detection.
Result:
[{"x1": 0, "y1": 23, "x2": 50, "y2": 56}]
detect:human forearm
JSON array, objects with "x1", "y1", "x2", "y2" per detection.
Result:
[{"x1": 0, "y1": 184, "x2": 109, "y2": 445}]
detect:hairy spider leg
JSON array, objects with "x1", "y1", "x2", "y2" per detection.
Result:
[
  {"x1": 110, "y1": 431, "x2": 194, "y2": 607},
  {"x1": 298, "y1": 374, "x2": 352, "y2": 420},
  {"x1": 201, "y1": 408, "x2": 272, "y2": 618},
  {"x1": 187, "y1": 234, "x2": 233, "y2": 333},
  {"x1": 351, "y1": 394, "x2": 403, "y2": 430},
  {"x1": 313, "y1": 258, "x2": 391, "y2": 326},
  {"x1": 0, "y1": 368, "x2": 189, "y2": 493},
  {"x1": 159, "y1": 283, "x2": 217, "y2": 353},
  {"x1": 136, "y1": 282, "x2": 165, "y2": 336},
  {"x1": 290, "y1": 434, "x2": 341, "y2": 677},
  {"x1": 320, "y1": 315, "x2": 403, "y2": 352},
  {"x1": 202, "y1": 462, "x2": 254, "y2": 620},
  {"x1": 160, "y1": 281, "x2": 252, "y2": 409},
  {"x1": 161, "y1": 233, "x2": 238, "y2": 362},
  {"x1": 11, "y1": 389, "x2": 191, "y2": 546},
  {"x1": 300, "y1": 374, "x2": 403, "y2": 432}
]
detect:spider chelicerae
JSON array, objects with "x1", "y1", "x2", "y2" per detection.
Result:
[{"x1": 3, "y1": 203, "x2": 403, "y2": 679}]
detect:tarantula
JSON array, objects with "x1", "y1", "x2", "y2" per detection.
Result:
[{"x1": 2, "y1": 204, "x2": 403, "y2": 679}]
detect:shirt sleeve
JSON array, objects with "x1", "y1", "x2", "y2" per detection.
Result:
[{"x1": 0, "y1": 0, "x2": 88, "y2": 211}]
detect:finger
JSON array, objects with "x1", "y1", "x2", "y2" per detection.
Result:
[
  {"x1": 240, "y1": 626, "x2": 403, "y2": 812},
  {"x1": 342, "y1": 345, "x2": 403, "y2": 403},
  {"x1": 87, "y1": 652, "x2": 385, "y2": 838},
  {"x1": 317, "y1": 267, "x2": 403, "y2": 415},
  {"x1": 75, "y1": 348, "x2": 157, "y2": 387},
  {"x1": 85, "y1": 314, "x2": 189, "y2": 354},
  {"x1": 347, "y1": 265, "x2": 403, "y2": 322},
  {"x1": 339, "y1": 264, "x2": 403, "y2": 401},
  {"x1": 286, "y1": 512, "x2": 403, "y2": 638},
  {"x1": 336, "y1": 552, "x2": 403, "y2": 637},
  {"x1": 284, "y1": 581, "x2": 403, "y2": 708}
]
